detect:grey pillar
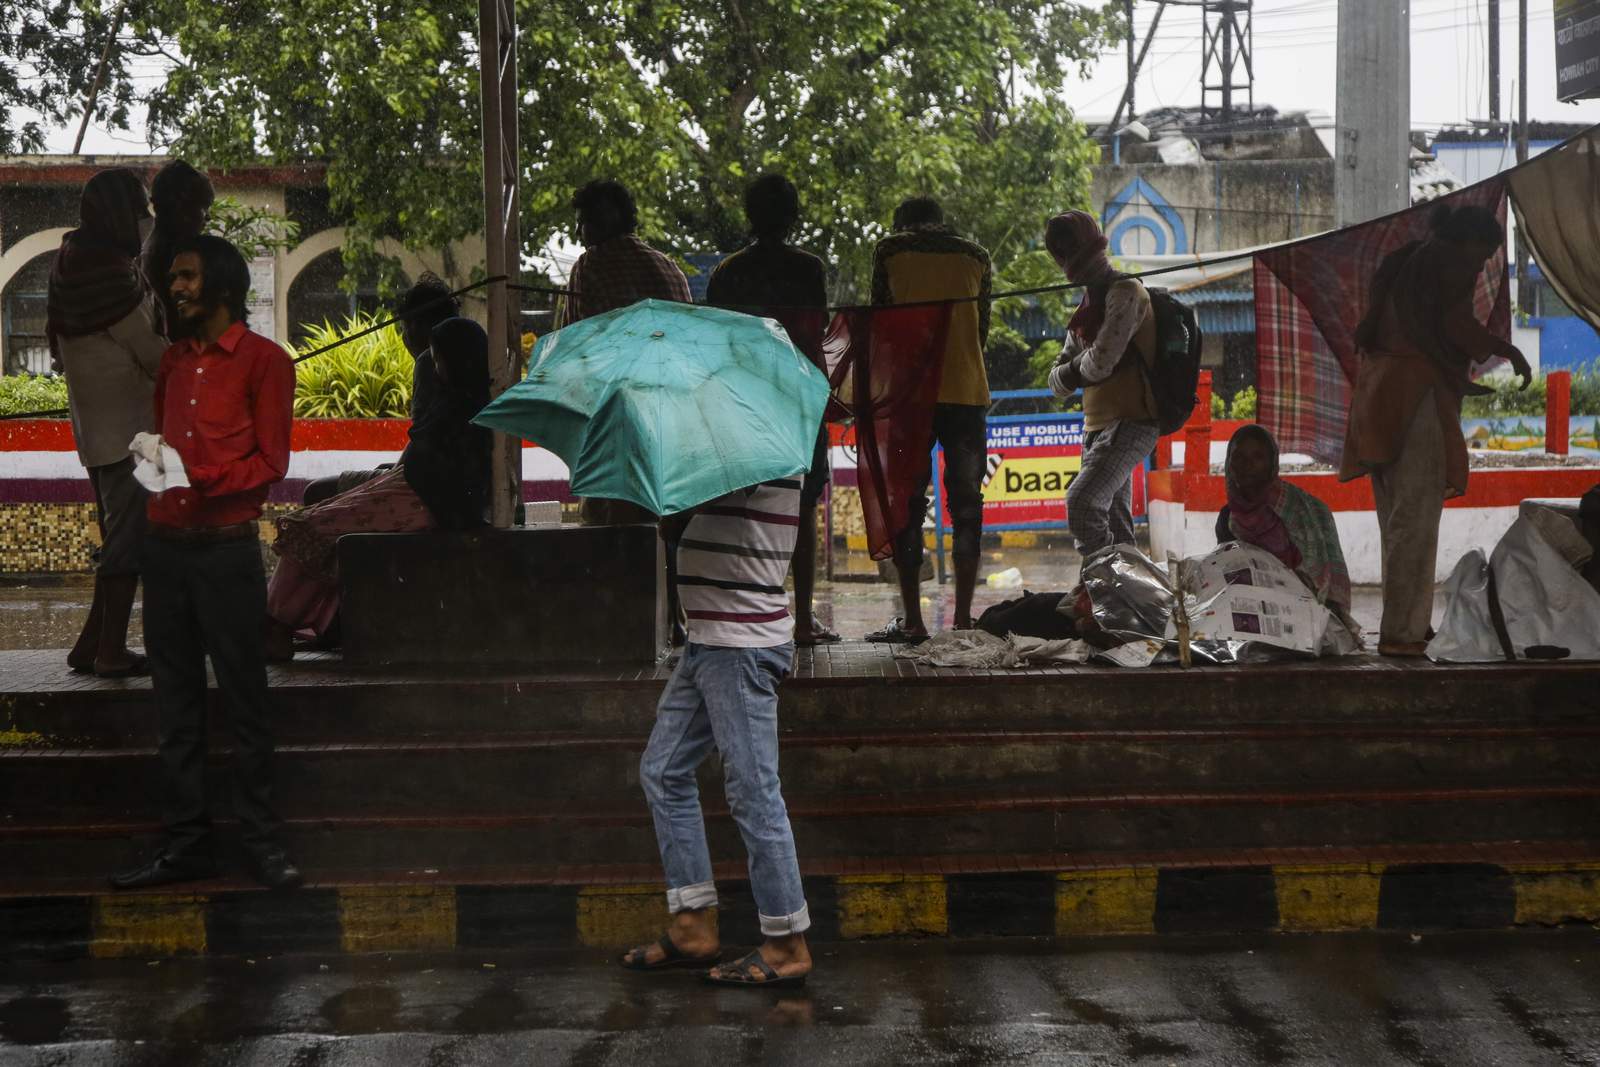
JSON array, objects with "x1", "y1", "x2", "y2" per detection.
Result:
[{"x1": 1335, "y1": 0, "x2": 1410, "y2": 227}]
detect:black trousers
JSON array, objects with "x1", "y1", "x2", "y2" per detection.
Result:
[{"x1": 142, "y1": 533, "x2": 281, "y2": 857}]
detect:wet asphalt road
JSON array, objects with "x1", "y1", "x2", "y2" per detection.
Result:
[{"x1": 2, "y1": 932, "x2": 1598, "y2": 1065}]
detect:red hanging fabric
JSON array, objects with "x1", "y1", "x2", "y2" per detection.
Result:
[{"x1": 822, "y1": 304, "x2": 954, "y2": 561}]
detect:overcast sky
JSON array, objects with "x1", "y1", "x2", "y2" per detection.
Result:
[{"x1": 50, "y1": 0, "x2": 1598, "y2": 156}]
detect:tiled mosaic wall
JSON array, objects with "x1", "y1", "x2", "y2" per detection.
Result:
[{"x1": 1, "y1": 504, "x2": 296, "y2": 575}]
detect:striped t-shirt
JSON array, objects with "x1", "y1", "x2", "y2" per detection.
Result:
[{"x1": 676, "y1": 480, "x2": 801, "y2": 648}]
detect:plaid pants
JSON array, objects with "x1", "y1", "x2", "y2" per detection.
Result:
[{"x1": 1067, "y1": 419, "x2": 1160, "y2": 554}]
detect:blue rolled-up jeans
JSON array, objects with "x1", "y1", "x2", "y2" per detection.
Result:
[{"x1": 638, "y1": 641, "x2": 810, "y2": 937}]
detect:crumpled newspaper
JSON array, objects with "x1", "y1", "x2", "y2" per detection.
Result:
[
  {"x1": 129, "y1": 432, "x2": 190, "y2": 493},
  {"x1": 1080, "y1": 542, "x2": 1361, "y2": 666},
  {"x1": 895, "y1": 629, "x2": 1093, "y2": 669}
]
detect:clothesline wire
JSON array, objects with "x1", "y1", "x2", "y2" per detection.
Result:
[{"x1": 5, "y1": 119, "x2": 1589, "y2": 424}]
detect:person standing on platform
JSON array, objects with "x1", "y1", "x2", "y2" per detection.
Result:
[
  {"x1": 141, "y1": 160, "x2": 214, "y2": 333},
  {"x1": 1045, "y1": 211, "x2": 1159, "y2": 556},
  {"x1": 863, "y1": 196, "x2": 992, "y2": 643},
  {"x1": 110, "y1": 235, "x2": 303, "y2": 892},
  {"x1": 622, "y1": 478, "x2": 811, "y2": 989},
  {"x1": 47, "y1": 168, "x2": 167, "y2": 678},
  {"x1": 705, "y1": 173, "x2": 837, "y2": 646},
  {"x1": 1340, "y1": 204, "x2": 1531, "y2": 657},
  {"x1": 559, "y1": 179, "x2": 692, "y2": 527}
]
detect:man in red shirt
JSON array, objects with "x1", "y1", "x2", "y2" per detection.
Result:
[{"x1": 110, "y1": 234, "x2": 303, "y2": 892}]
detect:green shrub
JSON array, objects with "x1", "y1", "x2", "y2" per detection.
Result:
[
  {"x1": 1211, "y1": 386, "x2": 1257, "y2": 420},
  {"x1": 1459, "y1": 363, "x2": 1600, "y2": 419},
  {"x1": 0, "y1": 373, "x2": 69, "y2": 417},
  {"x1": 292, "y1": 314, "x2": 413, "y2": 418}
]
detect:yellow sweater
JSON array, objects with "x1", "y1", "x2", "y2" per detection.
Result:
[{"x1": 870, "y1": 227, "x2": 993, "y2": 406}]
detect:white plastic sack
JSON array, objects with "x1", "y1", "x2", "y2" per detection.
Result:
[{"x1": 1427, "y1": 516, "x2": 1600, "y2": 663}]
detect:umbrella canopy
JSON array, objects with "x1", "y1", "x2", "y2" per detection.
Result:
[{"x1": 474, "y1": 299, "x2": 830, "y2": 516}]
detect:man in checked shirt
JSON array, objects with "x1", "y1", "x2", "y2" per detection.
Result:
[
  {"x1": 560, "y1": 179, "x2": 692, "y2": 527},
  {"x1": 110, "y1": 235, "x2": 303, "y2": 892}
]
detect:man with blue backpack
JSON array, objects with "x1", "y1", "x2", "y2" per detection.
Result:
[{"x1": 1046, "y1": 211, "x2": 1200, "y2": 555}]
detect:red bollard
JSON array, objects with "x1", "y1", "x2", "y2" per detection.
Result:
[{"x1": 1547, "y1": 370, "x2": 1571, "y2": 456}]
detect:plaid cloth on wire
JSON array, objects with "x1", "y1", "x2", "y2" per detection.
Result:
[
  {"x1": 558, "y1": 235, "x2": 692, "y2": 327},
  {"x1": 1252, "y1": 179, "x2": 1512, "y2": 463}
]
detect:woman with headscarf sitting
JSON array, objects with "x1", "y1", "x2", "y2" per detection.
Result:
[
  {"x1": 48, "y1": 168, "x2": 169, "y2": 677},
  {"x1": 265, "y1": 317, "x2": 492, "y2": 658},
  {"x1": 1217, "y1": 424, "x2": 1354, "y2": 623}
]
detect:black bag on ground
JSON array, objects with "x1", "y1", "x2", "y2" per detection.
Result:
[
  {"x1": 1136, "y1": 284, "x2": 1204, "y2": 435},
  {"x1": 975, "y1": 591, "x2": 1080, "y2": 641}
]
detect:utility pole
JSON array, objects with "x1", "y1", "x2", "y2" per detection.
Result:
[
  {"x1": 1201, "y1": 0, "x2": 1254, "y2": 124},
  {"x1": 1126, "y1": 0, "x2": 1136, "y2": 122},
  {"x1": 1487, "y1": 0, "x2": 1500, "y2": 123},
  {"x1": 1335, "y1": 0, "x2": 1410, "y2": 227},
  {"x1": 1516, "y1": 0, "x2": 1529, "y2": 300}
]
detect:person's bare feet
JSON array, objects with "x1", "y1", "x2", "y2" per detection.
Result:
[
  {"x1": 621, "y1": 907, "x2": 719, "y2": 967},
  {"x1": 707, "y1": 932, "x2": 812, "y2": 982}
]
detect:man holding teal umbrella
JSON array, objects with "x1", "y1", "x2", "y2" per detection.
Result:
[{"x1": 475, "y1": 298, "x2": 827, "y2": 987}]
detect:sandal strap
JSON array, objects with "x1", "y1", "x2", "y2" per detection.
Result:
[
  {"x1": 655, "y1": 933, "x2": 684, "y2": 961},
  {"x1": 720, "y1": 949, "x2": 778, "y2": 983}
]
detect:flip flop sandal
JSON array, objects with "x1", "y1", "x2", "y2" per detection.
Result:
[
  {"x1": 618, "y1": 933, "x2": 721, "y2": 972},
  {"x1": 702, "y1": 949, "x2": 808, "y2": 989},
  {"x1": 863, "y1": 618, "x2": 929, "y2": 646},
  {"x1": 795, "y1": 625, "x2": 843, "y2": 648}
]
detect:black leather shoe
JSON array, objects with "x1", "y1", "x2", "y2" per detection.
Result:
[
  {"x1": 108, "y1": 851, "x2": 218, "y2": 890},
  {"x1": 248, "y1": 848, "x2": 304, "y2": 891}
]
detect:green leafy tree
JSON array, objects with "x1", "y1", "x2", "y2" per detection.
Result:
[
  {"x1": 0, "y1": 1, "x2": 149, "y2": 154},
  {"x1": 118, "y1": 0, "x2": 1117, "y2": 298}
]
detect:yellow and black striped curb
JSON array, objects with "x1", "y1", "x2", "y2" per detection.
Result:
[{"x1": 6, "y1": 863, "x2": 1597, "y2": 960}]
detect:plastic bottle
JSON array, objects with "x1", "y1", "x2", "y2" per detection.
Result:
[{"x1": 985, "y1": 566, "x2": 1023, "y2": 589}]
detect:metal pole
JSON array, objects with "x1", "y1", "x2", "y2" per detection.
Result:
[
  {"x1": 478, "y1": 0, "x2": 522, "y2": 527},
  {"x1": 1516, "y1": 0, "x2": 1529, "y2": 303},
  {"x1": 1125, "y1": 0, "x2": 1137, "y2": 121},
  {"x1": 1487, "y1": 0, "x2": 1500, "y2": 123}
]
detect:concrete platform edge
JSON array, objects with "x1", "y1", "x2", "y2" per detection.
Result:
[{"x1": 5, "y1": 862, "x2": 1597, "y2": 961}]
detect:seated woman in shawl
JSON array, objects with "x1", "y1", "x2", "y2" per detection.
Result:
[
  {"x1": 1217, "y1": 424, "x2": 1354, "y2": 623},
  {"x1": 1339, "y1": 203, "x2": 1532, "y2": 657},
  {"x1": 265, "y1": 317, "x2": 492, "y2": 659}
]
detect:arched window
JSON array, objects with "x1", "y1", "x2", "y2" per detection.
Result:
[
  {"x1": 3, "y1": 253, "x2": 55, "y2": 376},
  {"x1": 285, "y1": 251, "x2": 402, "y2": 347}
]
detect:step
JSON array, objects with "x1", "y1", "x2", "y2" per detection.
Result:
[
  {"x1": 7, "y1": 784, "x2": 1598, "y2": 879},
  {"x1": 6, "y1": 726, "x2": 1600, "y2": 821},
  {"x1": 8, "y1": 655, "x2": 1600, "y2": 750}
]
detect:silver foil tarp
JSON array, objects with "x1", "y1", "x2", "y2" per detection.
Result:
[{"x1": 1079, "y1": 543, "x2": 1361, "y2": 666}]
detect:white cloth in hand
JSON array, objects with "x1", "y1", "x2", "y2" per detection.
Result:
[{"x1": 129, "y1": 432, "x2": 191, "y2": 493}]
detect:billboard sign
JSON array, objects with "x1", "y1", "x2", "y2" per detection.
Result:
[
  {"x1": 937, "y1": 412, "x2": 1145, "y2": 532},
  {"x1": 1557, "y1": 0, "x2": 1600, "y2": 102}
]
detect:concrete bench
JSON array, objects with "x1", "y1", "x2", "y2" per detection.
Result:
[{"x1": 338, "y1": 524, "x2": 667, "y2": 668}]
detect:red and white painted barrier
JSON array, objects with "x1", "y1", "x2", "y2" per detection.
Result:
[
  {"x1": 0, "y1": 418, "x2": 575, "y2": 505},
  {"x1": 1150, "y1": 373, "x2": 1599, "y2": 584}
]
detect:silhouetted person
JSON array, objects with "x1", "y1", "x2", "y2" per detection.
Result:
[
  {"x1": 141, "y1": 160, "x2": 214, "y2": 334},
  {"x1": 705, "y1": 174, "x2": 835, "y2": 645},
  {"x1": 561, "y1": 179, "x2": 692, "y2": 527},
  {"x1": 47, "y1": 168, "x2": 166, "y2": 678},
  {"x1": 1340, "y1": 203, "x2": 1531, "y2": 656},
  {"x1": 865, "y1": 197, "x2": 992, "y2": 643}
]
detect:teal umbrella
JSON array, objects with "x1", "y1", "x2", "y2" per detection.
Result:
[{"x1": 474, "y1": 299, "x2": 830, "y2": 516}]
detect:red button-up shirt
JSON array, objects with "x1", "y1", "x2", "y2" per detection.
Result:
[{"x1": 147, "y1": 321, "x2": 296, "y2": 529}]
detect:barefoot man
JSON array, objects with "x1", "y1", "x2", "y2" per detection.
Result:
[{"x1": 621, "y1": 477, "x2": 813, "y2": 989}]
